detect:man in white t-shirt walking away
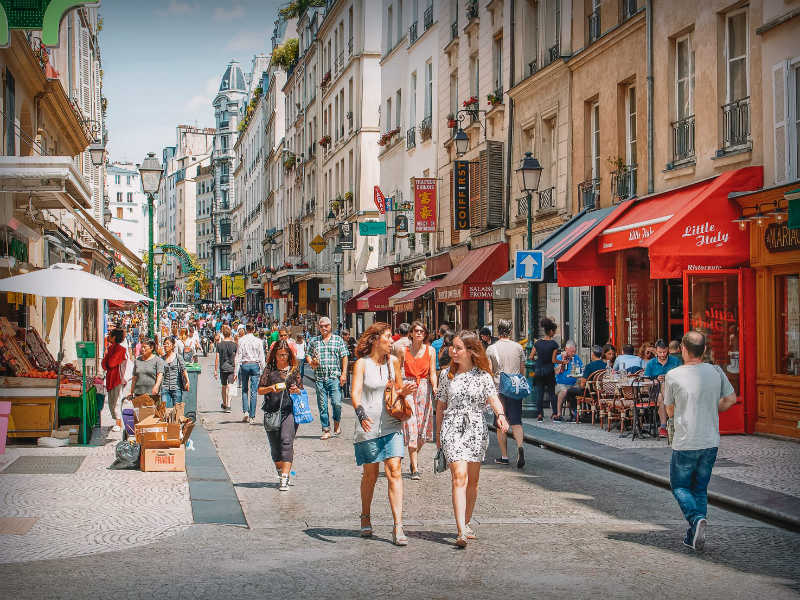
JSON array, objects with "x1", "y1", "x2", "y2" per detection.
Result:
[{"x1": 663, "y1": 331, "x2": 737, "y2": 551}]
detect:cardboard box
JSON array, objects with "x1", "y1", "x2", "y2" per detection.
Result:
[
  {"x1": 140, "y1": 445, "x2": 185, "y2": 472},
  {"x1": 134, "y1": 420, "x2": 168, "y2": 443},
  {"x1": 132, "y1": 394, "x2": 155, "y2": 408},
  {"x1": 134, "y1": 405, "x2": 156, "y2": 423},
  {"x1": 140, "y1": 423, "x2": 181, "y2": 448}
]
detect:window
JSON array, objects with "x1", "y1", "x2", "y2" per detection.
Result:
[
  {"x1": 114, "y1": 175, "x2": 120, "y2": 184},
  {"x1": 4, "y1": 68, "x2": 14, "y2": 156},
  {"x1": 387, "y1": 5, "x2": 394, "y2": 52},
  {"x1": 676, "y1": 33, "x2": 694, "y2": 120},
  {"x1": 450, "y1": 72, "x2": 458, "y2": 117},
  {"x1": 425, "y1": 61, "x2": 433, "y2": 118},
  {"x1": 590, "y1": 102, "x2": 600, "y2": 179},
  {"x1": 116, "y1": 207, "x2": 123, "y2": 219},
  {"x1": 777, "y1": 274, "x2": 800, "y2": 376},
  {"x1": 220, "y1": 247, "x2": 230, "y2": 271},
  {"x1": 116, "y1": 192, "x2": 122, "y2": 202},
  {"x1": 128, "y1": 207, "x2": 133, "y2": 214},
  {"x1": 397, "y1": 0, "x2": 403, "y2": 43},
  {"x1": 410, "y1": 72, "x2": 417, "y2": 126},
  {"x1": 726, "y1": 10, "x2": 748, "y2": 102},
  {"x1": 626, "y1": 86, "x2": 637, "y2": 167},
  {"x1": 396, "y1": 90, "x2": 402, "y2": 130},
  {"x1": 493, "y1": 37, "x2": 502, "y2": 93},
  {"x1": 470, "y1": 55, "x2": 479, "y2": 98},
  {"x1": 127, "y1": 192, "x2": 133, "y2": 202},
  {"x1": 386, "y1": 98, "x2": 392, "y2": 132},
  {"x1": 795, "y1": 65, "x2": 800, "y2": 179},
  {"x1": 126, "y1": 175, "x2": 131, "y2": 185}
]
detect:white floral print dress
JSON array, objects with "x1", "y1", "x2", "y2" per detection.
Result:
[{"x1": 437, "y1": 367, "x2": 496, "y2": 463}]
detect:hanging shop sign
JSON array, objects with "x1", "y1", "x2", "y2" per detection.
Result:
[
  {"x1": 232, "y1": 275, "x2": 246, "y2": 297},
  {"x1": 414, "y1": 177, "x2": 437, "y2": 232},
  {"x1": 764, "y1": 222, "x2": 800, "y2": 253},
  {"x1": 454, "y1": 161, "x2": 470, "y2": 231},
  {"x1": 374, "y1": 186, "x2": 386, "y2": 214},
  {"x1": 395, "y1": 213, "x2": 409, "y2": 234},
  {"x1": 222, "y1": 275, "x2": 232, "y2": 297},
  {"x1": 359, "y1": 221, "x2": 387, "y2": 236},
  {"x1": 339, "y1": 222, "x2": 355, "y2": 249},
  {"x1": 319, "y1": 284, "x2": 333, "y2": 298}
]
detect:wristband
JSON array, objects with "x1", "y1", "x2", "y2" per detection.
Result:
[
  {"x1": 497, "y1": 413, "x2": 505, "y2": 417},
  {"x1": 354, "y1": 405, "x2": 367, "y2": 421}
]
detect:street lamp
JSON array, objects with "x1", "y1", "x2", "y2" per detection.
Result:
[
  {"x1": 138, "y1": 152, "x2": 163, "y2": 338},
  {"x1": 515, "y1": 151, "x2": 543, "y2": 417},
  {"x1": 334, "y1": 245, "x2": 344, "y2": 331},
  {"x1": 454, "y1": 128, "x2": 470, "y2": 157},
  {"x1": 245, "y1": 243, "x2": 252, "y2": 312},
  {"x1": 88, "y1": 140, "x2": 106, "y2": 167}
]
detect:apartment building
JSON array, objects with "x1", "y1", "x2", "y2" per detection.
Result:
[
  {"x1": 195, "y1": 163, "x2": 214, "y2": 291},
  {"x1": 106, "y1": 162, "x2": 148, "y2": 257},
  {"x1": 375, "y1": 0, "x2": 441, "y2": 332}
]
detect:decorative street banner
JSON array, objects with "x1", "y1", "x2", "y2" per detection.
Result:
[
  {"x1": 374, "y1": 185, "x2": 386, "y2": 214},
  {"x1": 339, "y1": 221, "x2": 354, "y2": 249},
  {"x1": 395, "y1": 213, "x2": 409, "y2": 234},
  {"x1": 232, "y1": 275, "x2": 246, "y2": 297},
  {"x1": 453, "y1": 161, "x2": 470, "y2": 230},
  {"x1": 222, "y1": 275, "x2": 232, "y2": 297},
  {"x1": 414, "y1": 177, "x2": 437, "y2": 232}
]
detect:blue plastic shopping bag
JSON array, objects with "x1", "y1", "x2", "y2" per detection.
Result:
[{"x1": 291, "y1": 389, "x2": 314, "y2": 424}]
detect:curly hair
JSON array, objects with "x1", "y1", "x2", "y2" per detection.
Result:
[
  {"x1": 355, "y1": 322, "x2": 391, "y2": 358},
  {"x1": 266, "y1": 340, "x2": 297, "y2": 371},
  {"x1": 448, "y1": 330, "x2": 492, "y2": 379}
]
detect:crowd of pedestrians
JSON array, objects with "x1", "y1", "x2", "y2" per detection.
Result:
[{"x1": 118, "y1": 303, "x2": 736, "y2": 553}]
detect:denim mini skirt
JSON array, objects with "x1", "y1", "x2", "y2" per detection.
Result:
[{"x1": 353, "y1": 431, "x2": 404, "y2": 466}]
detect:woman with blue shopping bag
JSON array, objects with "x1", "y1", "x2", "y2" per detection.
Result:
[{"x1": 257, "y1": 340, "x2": 303, "y2": 491}]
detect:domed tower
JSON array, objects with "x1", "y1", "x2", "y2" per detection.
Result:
[{"x1": 210, "y1": 59, "x2": 247, "y2": 301}]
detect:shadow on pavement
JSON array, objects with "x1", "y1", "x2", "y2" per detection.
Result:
[
  {"x1": 303, "y1": 527, "x2": 393, "y2": 545},
  {"x1": 235, "y1": 481, "x2": 279, "y2": 489}
]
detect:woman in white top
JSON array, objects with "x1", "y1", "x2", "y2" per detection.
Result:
[
  {"x1": 351, "y1": 322, "x2": 416, "y2": 546},
  {"x1": 294, "y1": 334, "x2": 307, "y2": 380},
  {"x1": 436, "y1": 331, "x2": 508, "y2": 547}
]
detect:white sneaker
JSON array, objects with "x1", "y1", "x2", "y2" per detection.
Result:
[
  {"x1": 248, "y1": 417, "x2": 255, "y2": 425},
  {"x1": 111, "y1": 424, "x2": 121, "y2": 432},
  {"x1": 242, "y1": 413, "x2": 249, "y2": 423}
]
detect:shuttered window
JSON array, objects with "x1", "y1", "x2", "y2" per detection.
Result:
[{"x1": 493, "y1": 299, "x2": 512, "y2": 330}]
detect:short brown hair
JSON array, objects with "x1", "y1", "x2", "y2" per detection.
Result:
[
  {"x1": 355, "y1": 322, "x2": 391, "y2": 358},
  {"x1": 221, "y1": 324, "x2": 232, "y2": 337}
]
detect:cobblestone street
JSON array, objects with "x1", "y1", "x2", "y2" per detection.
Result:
[{"x1": 0, "y1": 355, "x2": 798, "y2": 599}]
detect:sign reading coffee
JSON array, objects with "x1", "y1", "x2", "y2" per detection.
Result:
[{"x1": 764, "y1": 223, "x2": 800, "y2": 253}]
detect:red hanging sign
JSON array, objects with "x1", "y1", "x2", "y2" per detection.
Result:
[
  {"x1": 413, "y1": 178, "x2": 437, "y2": 233},
  {"x1": 374, "y1": 185, "x2": 386, "y2": 214}
]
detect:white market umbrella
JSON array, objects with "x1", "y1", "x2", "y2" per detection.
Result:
[{"x1": 0, "y1": 263, "x2": 151, "y2": 437}]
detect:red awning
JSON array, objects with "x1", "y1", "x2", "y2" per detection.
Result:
[
  {"x1": 345, "y1": 284, "x2": 401, "y2": 313},
  {"x1": 436, "y1": 242, "x2": 508, "y2": 302},
  {"x1": 557, "y1": 166, "x2": 763, "y2": 285},
  {"x1": 392, "y1": 279, "x2": 440, "y2": 312}
]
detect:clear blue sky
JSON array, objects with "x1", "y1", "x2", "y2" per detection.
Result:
[{"x1": 101, "y1": 0, "x2": 283, "y2": 164}]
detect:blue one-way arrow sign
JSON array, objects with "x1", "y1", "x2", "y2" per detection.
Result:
[{"x1": 515, "y1": 250, "x2": 544, "y2": 281}]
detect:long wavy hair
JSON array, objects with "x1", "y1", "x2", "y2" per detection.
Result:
[
  {"x1": 448, "y1": 330, "x2": 492, "y2": 379},
  {"x1": 355, "y1": 322, "x2": 391, "y2": 358},
  {"x1": 266, "y1": 339, "x2": 297, "y2": 371}
]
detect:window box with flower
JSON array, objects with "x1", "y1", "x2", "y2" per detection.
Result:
[
  {"x1": 487, "y1": 92, "x2": 503, "y2": 107},
  {"x1": 321, "y1": 71, "x2": 331, "y2": 87}
]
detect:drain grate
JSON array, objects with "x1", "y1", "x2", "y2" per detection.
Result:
[{"x1": 1, "y1": 456, "x2": 85, "y2": 474}]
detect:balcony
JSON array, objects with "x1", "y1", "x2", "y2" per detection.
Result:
[
  {"x1": 537, "y1": 186, "x2": 556, "y2": 213},
  {"x1": 528, "y1": 60, "x2": 537, "y2": 76},
  {"x1": 219, "y1": 175, "x2": 230, "y2": 185},
  {"x1": 587, "y1": 10, "x2": 601, "y2": 44},
  {"x1": 515, "y1": 196, "x2": 529, "y2": 221},
  {"x1": 466, "y1": 0, "x2": 479, "y2": 21},
  {"x1": 610, "y1": 165, "x2": 636, "y2": 203},
  {"x1": 407, "y1": 127, "x2": 416, "y2": 150},
  {"x1": 336, "y1": 51, "x2": 344, "y2": 74},
  {"x1": 670, "y1": 115, "x2": 695, "y2": 165},
  {"x1": 409, "y1": 21, "x2": 418, "y2": 44},
  {"x1": 424, "y1": 5, "x2": 434, "y2": 30},
  {"x1": 218, "y1": 121, "x2": 230, "y2": 130},
  {"x1": 547, "y1": 42, "x2": 560, "y2": 65},
  {"x1": 720, "y1": 97, "x2": 751, "y2": 152},
  {"x1": 451, "y1": 20, "x2": 458, "y2": 40},
  {"x1": 578, "y1": 178, "x2": 600, "y2": 210},
  {"x1": 348, "y1": 37, "x2": 353, "y2": 55},
  {"x1": 419, "y1": 115, "x2": 432, "y2": 141},
  {"x1": 621, "y1": 0, "x2": 638, "y2": 20}
]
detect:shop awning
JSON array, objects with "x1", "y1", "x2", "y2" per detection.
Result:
[
  {"x1": 436, "y1": 242, "x2": 508, "y2": 302},
  {"x1": 392, "y1": 279, "x2": 440, "y2": 312},
  {"x1": 345, "y1": 284, "x2": 401, "y2": 313},
  {"x1": 557, "y1": 166, "x2": 763, "y2": 286}
]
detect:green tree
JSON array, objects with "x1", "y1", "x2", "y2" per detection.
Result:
[
  {"x1": 184, "y1": 253, "x2": 209, "y2": 298},
  {"x1": 279, "y1": 0, "x2": 325, "y2": 20},
  {"x1": 113, "y1": 265, "x2": 144, "y2": 294},
  {"x1": 270, "y1": 38, "x2": 299, "y2": 71}
]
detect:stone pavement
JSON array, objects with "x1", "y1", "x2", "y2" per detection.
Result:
[
  {"x1": 0, "y1": 355, "x2": 798, "y2": 598},
  {"x1": 0, "y1": 403, "x2": 192, "y2": 564}
]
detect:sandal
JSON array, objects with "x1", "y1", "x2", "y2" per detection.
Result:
[
  {"x1": 465, "y1": 524, "x2": 476, "y2": 539},
  {"x1": 392, "y1": 524, "x2": 408, "y2": 546},
  {"x1": 359, "y1": 514, "x2": 372, "y2": 537},
  {"x1": 455, "y1": 534, "x2": 468, "y2": 548}
]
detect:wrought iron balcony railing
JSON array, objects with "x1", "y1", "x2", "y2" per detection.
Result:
[
  {"x1": 588, "y1": 11, "x2": 601, "y2": 43},
  {"x1": 466, "y1": 0, "x2": 479, "y2": 21},
  {"x1": 537, "y1": 186, "x2": 556, "y2": 212},
  {"x1": 406, "y1": 127, "x2": 416, "y2": 150},
  {"x1": 621, "y1": 0, "x2": 638, "y2": 20},
  {"x1": 451, "y1": 21, "x2": 458, "y2": 40},
  {"x1": 424, "y1": 5, "x2": 434, "y2": 30},
  {"x1": 578, "y1": 178, "x2": 600, "y2": 210},
  {"x1": 409, "y1": 21, "x2": 418, "y2": 44},
  {"x1": 611, "y1": 165, "x2": 637, "y2": 203},
  {"x1": 721, "y1": 97, "x2": 750, "y2": 150},
  {"x1": 516, "y1": 196, "x2": 529, "y2": 219},
  {"x1": 671, "y1": 115, "x2": 695, "y2": 164}
]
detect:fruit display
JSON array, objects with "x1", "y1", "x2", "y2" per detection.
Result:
[{"x1": 0, "y1": 317, "x2": 63, "y2": 379}]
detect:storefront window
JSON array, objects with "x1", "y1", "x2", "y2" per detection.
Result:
[
  {"x1": 687, "y1": 273, "x2": 740, "y2": 394},
  {"x1": 776, "y1": 274, "x2": 800, "y2": 376}
]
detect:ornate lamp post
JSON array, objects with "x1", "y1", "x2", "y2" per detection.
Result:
[
  {"x1": 138, "y1": 152, "x2": 163, "y2": 337},
  {"x1": 515, "y1": 151, "x2": 543, "y2": 416}
]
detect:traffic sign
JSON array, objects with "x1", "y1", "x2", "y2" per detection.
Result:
[
  {"x1": 310, "y1": 234, "x2": 326, "y2": 254},
  {"x1": 514, "y1": 250, "x2": 544, "y2": 281}
]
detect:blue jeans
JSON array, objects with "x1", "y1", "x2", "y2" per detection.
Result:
[
  {"x1": 162, "y1": 388, "x2": 182, "y2": 408},
  {"x1": 315, "y1": 376, "x2": 342, "y2": 431},
  {"x1": 299, "y1": 358, "x2": 306, "y2": 381},
  {"x1": 239, "y1": 363, "x2": 261, "y2": 418},
  {"x1": 670, "y1": 447, "x2": 718, "y2": 528}
]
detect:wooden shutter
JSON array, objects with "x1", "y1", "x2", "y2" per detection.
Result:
[
  {"x1": 493, "y1": 299, "x2": 512, "y2": 329},
  {"x1": 470, "y1": 159, "x2": 483, "y2": 232},
  {"x1": 485, "y1": 140, "x2": 504, "y2": 228},
  {"x1": 773, "y1": 60, "x2": 790, "y2": 184},
  {"x1": 450, "y1": 169, "x2": 460, "y2": 246}
]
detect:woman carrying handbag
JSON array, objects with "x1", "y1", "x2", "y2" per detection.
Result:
[
  {"x1": 436, "y1": 331, "x2": 509, "y2": 548},
  {"x1": 351, "y1": 322, "x2": 416, "y2": 546},
  {"x1": 258, "y1": 340, "x2": 302, "y2": 492}
]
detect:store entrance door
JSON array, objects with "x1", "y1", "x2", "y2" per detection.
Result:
[{"x1": 682, "y1": 269, "x2": 749, "y2": 434}]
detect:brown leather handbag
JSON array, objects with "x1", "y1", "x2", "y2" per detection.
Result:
[{"x1": 383, "y1": 358, "x2": 412, "y2": 421}]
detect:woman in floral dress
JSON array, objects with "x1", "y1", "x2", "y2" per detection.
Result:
[
  {"x1": 436, "y1": 331, "x2": 509, "y2": 548},
  {"x1": 399, "y1": 321, "x2": 438, "y2": 480}
]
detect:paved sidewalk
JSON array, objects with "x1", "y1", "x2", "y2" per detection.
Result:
[
  {"x1": 0, "y1": 404, "x2": 192, "y2": 564},
  {"x1": 505, "y1": 413, "x2": 800, "y2": 528}
]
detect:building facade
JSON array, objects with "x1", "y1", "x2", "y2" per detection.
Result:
[
  {"x1": 106, "y1": 162, "x2": 147, "y2": 257},
  {"x1": 195, "y1": 163, "x2": 215, "y2": 296}
]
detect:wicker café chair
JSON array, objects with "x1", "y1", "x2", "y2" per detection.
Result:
[
  {"x1": 576, "y1": 370, "x2": 603, "y2": 424},
  {"x1": 595, "y1": 372, "x2": 619, "y2": 430}
]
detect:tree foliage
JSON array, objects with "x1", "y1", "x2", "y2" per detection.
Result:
[
  {"x1": 113, "y1": 265, "x2": 144, "y2": 294},
  {"x1": 279, "y1": 0, "x2": 326, "y2": 20},
  {"x1": 270, "y1": 38, "x2": 299, "y2": 71}
]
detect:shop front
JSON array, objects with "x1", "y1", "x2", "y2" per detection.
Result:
[
  {"x1": 389, "y1": 279, "x2": 439, "y2": 332},
  {"x1": 733, "y1": 182, "x2": 800, "y2": 438},
  {"x1": 557, "y1": 166, "x2": 763, "y2": 434},
  {"x1": 435, "y1": 242, "x2": 508, "y2": 332},
  {"x1": 345, "y1": 266, "x2": 402, "y2": 329}
]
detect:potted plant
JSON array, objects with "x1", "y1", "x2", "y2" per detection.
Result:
[
  {"x1": 447, "y1": 113, "x2": 457, "y2": 128},
  {"x1": 344, "y1": 191, "x2": 353, "y2": 201},
  {"x1": 319, "y1": 134, "x2": 331, "y2": 146},
  {"x1": 419, "y1": 120, "x2": 432, "y2": 140},
  {"x1": 487, "y1": 92, "x2": 502, "y2": 106},
  {"x1": 321, "y1": 71, "x2": 331, "y2": 86},
  {"x1": 462, "y1": 96, "x2": 479, "y2": 108}
]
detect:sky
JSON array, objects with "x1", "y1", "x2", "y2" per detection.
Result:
[{"x1": 101, "y1": 0, "x2": 284, "y2": 165}]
